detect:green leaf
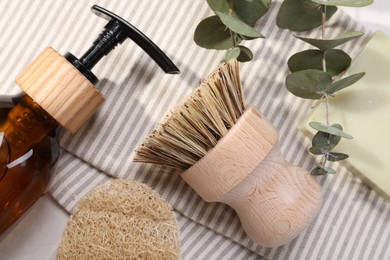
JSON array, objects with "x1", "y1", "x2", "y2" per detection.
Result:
[
  {"x1": 312, "y1": 0, "x2": 373, "y2": 7},
  {"x1": 311, "y1": 166, "x2": 336, "y2": 175},
  {"x1": 311, "y1": 166, "x2": 328, "y2": 175},
  {"x1": 207, "y1": 0, "x2": 271, "y2": 25},
  {"x1": 310, "y1": 143, "x2": 333, "y2": 155},
  {"x1": 326, "y1": 72, "x2": 365, "y2": 94},
  {"x1": 323, "y1": 167, "x2": 337, "y2": 174},
  {"x1": 225, "y1": 47, "x2": 241, "y2": 61},
  {"x1": 288, "y1": 49, "x2": 351, "y2": 76},
  {"x1": 328, "y1": 152, "x2": 349, "y2": 162},
  {"x1": 309, "y1": 121, "x2": 353, "y2": 139},
  {"x1": 285, "y1": 69, "x2": 332, "y2": 99},
  {"x1": 310, "y1": 125, "x2": 344, "y2": 155},
  {"x1": 232, "y1": 0, "x2": 271, "y2": 24},
  {"x1": 238, "y1": 34, "x2": 261, "y2": 41},
  {"x1": 323, "y1": 49, "x2": 352, "y2": 76},
  {"x1": 215, "y1": 11, "x2": 264, "y2": 38},
  {"x1": 194, "y1": 16, "x2": 240, "y2": 50},
  {"x1": 207, "y1": 0, "x2": 230, "y2": 14},
  {"x1": 237, "y1": 45, "x2": 253, "y2": 62},
  {"x1": 276, "y1": 0, "x2": 337, "y2": 32},
  {"x1": 288, "y1": 50, "x2": 323, "y2": 73},
  {"x1": 295, "y1": 31, "x2": 364, "y2": 51},
  {"x1": 312, "y1": 129, "x2": 342, "y2": 149}
]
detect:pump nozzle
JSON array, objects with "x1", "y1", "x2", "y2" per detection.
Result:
[{"x1": 65, "y1": 5, "x2": 179, "y2": 84}]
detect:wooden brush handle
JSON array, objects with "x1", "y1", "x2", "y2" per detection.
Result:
[
  {"x1": 181, "y1": 106, "x2": 322, "y2": 247},
  {"x1": 219, "y1": 145, "x2": 322, "y2": 247}
]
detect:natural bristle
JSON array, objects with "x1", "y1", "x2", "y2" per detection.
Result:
[{"x1": 134, "y1": 60, "x2": 246, "y2": 169}]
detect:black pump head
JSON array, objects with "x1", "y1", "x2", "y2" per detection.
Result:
[{"x1": 65, "y1": 5, "x2": 179, "y2": 84}]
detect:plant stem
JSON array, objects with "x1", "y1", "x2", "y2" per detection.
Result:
[
  {"x1": 229, "y1": 30, "x2": 237, "y2": 47},
  {"x1": 321, "y1": 5, "x2": 327, "y2": 72},
  {"x1": 322, "y1": 52, "x2": 327, "y2": 72},
  {"x1": 320, "y1": 153, "x2": 327, "y2": 166},
  {"x1": 321, "y1": 5, "x2": 330, "y2": 127},
  {"x1": 321, "y1": 5, "x2": 326, "y2": 39},
  {"x1": 322, "y1": 4, "x2": 330, "y2": 169},
  {"x1": 229, "y1": 0, "x2": 236, "y2": 48},
  {"x1": 325, "y1": 94, "x2": 330, "y2": 126}
]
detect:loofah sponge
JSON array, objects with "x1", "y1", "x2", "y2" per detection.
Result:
[{"x1": 56, "y1": 179, "x2": 180, "y2": 260}]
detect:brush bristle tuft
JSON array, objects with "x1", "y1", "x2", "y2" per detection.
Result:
[{"x1": 134, "y1": 60, "x2": 246, "y2": 169}]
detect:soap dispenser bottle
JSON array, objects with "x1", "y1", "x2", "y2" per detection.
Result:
[{"x1": 0, "y1": 5, "x2": 179, "y2": 234}]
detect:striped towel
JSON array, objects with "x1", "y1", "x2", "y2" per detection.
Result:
[{"x1": 1, "y1": 0, "x2": 389, "y2": 259}]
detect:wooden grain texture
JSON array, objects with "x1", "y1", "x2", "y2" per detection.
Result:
[
  {"x1": 182, "y1": 106, "x2": 322, "y2": 247},
  {"x1": 15, "y1": 47, "x2": 104, "y2": 133},
  {"x1": 181, "y1": 106, "x2": 278, "y2": 201}
]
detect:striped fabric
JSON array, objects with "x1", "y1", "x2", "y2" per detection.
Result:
[{"x1": 1, "y1": 0, "x2": 389, "y2": 259}]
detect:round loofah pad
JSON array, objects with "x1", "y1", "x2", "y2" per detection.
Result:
[{"x1": 56, "y1": 179, "x2": 180, "y2": 260}]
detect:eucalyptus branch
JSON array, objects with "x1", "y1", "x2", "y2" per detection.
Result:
[
  {"x1": 277, "y1": 0, "x2": 372, "y2": 175},
  {"x1": 194, "y1": 0, "x2": 271, "y2": 62},
  {"x1": 321, "y1": 5, "x2": 329, "y2": 127}
]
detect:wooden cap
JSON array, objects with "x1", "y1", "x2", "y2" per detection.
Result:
[{"x1": 15, "y1": 47, "x2": 105, "y2": 133}]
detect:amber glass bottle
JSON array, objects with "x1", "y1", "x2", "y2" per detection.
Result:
[
  {"x1": 0, "y1": 45, "x2": 105, "y2": 235},
  {"x1": 0, "y1": 96, "x2": 59, "y2": 233}
]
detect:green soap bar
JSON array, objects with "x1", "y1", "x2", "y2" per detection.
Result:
[{"x1": 300, "y1": 31, "x2": 390, "y2": 200}]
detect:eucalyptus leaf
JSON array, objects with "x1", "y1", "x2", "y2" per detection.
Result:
[
  {"x1": 207, "y1": 0, "x2": 271, "y2": 25},
  {"x1": 328, "y1": 152, "x2": 349, "y2": 162},
  {"x1": 285, "y1": 69, "x2": 332, "y2": 99},
  {"x1": 311, "y1": 166, "x2": 328, "y2": 175},
  {"x1": 276, "y1": 0, "x2": 337, "y2": 32},
  {"x1": 323, "y1": 49, "x2": 352, "y2": 76},
  {"x1": 326, "y1": 72, "x2": 365, "y2": 94},
  {"x1": 309, "y1": 121, "x2": 353, "y2": 139},
  {"x1": 295, "y1": 31, "x2": 364, "y2": 51},
  {"x1": 312, "y1": 0, "x2": 373, "y2": 7},
  {"x1": 324, "y1": 167, "x2": 337, "y2": 174},
  {"x1": 288, "y1": 50, "x2": 324, "y2": 73},
  {"x1": 310, "y1": 143, "x2": 332, "y2": 155},
  {"x1": 238, "y1": 34, "x2": 261, "y2": 41},
  {"x1": 216, "y1": 11, "x2": 264, "y2": 38},
  {"x1": 288, "y1": 50, "x2": 323, "y2": 73},
  {"x1": 226, "y1": 47, "x2": 241, "y2": 61},
  {"x1": 288, "y1": 49, "x2": 351, "y2": 76},
  {"x1": 207, "y1": 0, "x2": 230, "y2": 14},
  {"x1": 237, "y1": 45, "x2": 253, "y2": 62},
  {"x1": 194, "y1": 16, "x2": 240, "y2": 50},
  {"x1": 312, "y1": 129, "x2": 342, "y2": 149}
]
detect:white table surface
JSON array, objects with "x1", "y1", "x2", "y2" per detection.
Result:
[{"x1": 1, "y1": 1, "x2": 389, "y2": 259}]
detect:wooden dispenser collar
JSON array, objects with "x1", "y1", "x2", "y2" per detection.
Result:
[{"x1": 15, "y1": 47, "x2": 105, "y2": 133}]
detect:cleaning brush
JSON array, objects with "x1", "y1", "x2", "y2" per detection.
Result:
[
  {"x1": 135, "y1": 61, "x2": 245, "y2": 169},
  {"x1": 135, "y1": 60, "x2": 323, "y2": 247}
]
